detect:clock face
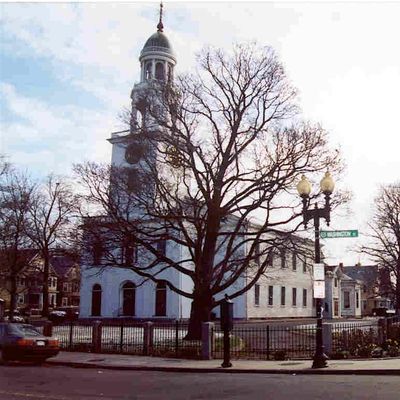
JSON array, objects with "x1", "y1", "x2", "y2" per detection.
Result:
[{"x1": 125, "y1": 143, "x2": 146, "y2": 164}]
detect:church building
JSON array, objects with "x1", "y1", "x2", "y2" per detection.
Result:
[{"x1": 79, "y1": 8, "x2": 316, "y2": 321}]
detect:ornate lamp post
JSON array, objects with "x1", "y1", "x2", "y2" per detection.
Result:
[{"x1": 297, "y1": 171, "x2": 335, "y2": 369}]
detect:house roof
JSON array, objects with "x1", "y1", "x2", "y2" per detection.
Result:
[
  {"x1": 50, "y1": 253, "x2": 79, "y2": 278},
  {"x1": 343, "y1": 265, "x2": 378, "y2": 287}
]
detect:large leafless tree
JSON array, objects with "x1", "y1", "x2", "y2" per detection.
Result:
[
  {"x1": 361, "y1": 183, "x2": 400, "y2": 314},
  {"x1": 26, "y1": 176, "x2": 79, "y2": 317},
  {"x1": 75, "y1": 43, "x2": 344, "y2": 338},
  {"x1": 0, "y1": 169, "x2": 35, "y2": 318}
]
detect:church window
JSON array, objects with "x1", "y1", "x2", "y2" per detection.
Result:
[
  {"x1": 145, "y1": 62, "x2": 152, "y2": 80},
  {"x1": 157, "y1": 239, "x2": 167, "y2": 256},
  {"x1": 155, "y1": 282, "x2": 167, "y2": 316},
  {"x1": 155, "y1": 62, "x2": 165, "y2": 81},
  {"x1": 92, "y1": 241, "x2": 103, "y2": 265},
  {"x1": 122, "y1": 281, "x2": 136, "y2": 316},
  {"x1": 167, "y1": 63, "x2": 173, "y2": 81},
  {"x1": 91, "y1": 284, "x2": 102, "y2": 316},
  {"x1": 122, "y1": 237, "x2": 137, "y2": 266}
]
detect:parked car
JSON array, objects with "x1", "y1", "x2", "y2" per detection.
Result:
[
  {"x1": 0, "y1": 322, "x2": 59, "y2": 364},
  {"x1": 48, "y1": 306, "x2": 79, "y2": 324},
  {"x1": 372, "y1": 307, "x2": 395, "y2": 317},
  {"x1": 4, "y1": 309, "x2": 25, "y2": 323}
]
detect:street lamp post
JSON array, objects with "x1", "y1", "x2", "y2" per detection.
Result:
[{"x1": 297, "y1": 171, "x2": 335, "y2": 369}]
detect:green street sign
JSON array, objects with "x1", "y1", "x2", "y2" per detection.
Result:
[{"x1": 320, "y1": 230, "x2": 358, "y2": 239}]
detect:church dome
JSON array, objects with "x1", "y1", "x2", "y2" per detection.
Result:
[{"x1": 140, "y1": 31, "x2": 176, "y2": 62}]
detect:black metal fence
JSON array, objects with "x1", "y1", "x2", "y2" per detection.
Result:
[
  {"x1": 52, "y1": 321, "x2": 93, "y2": 352},
  {"x1": 212, "y1": 323, "x2": 316, "y2": 360},
  {"x1": 29, "y1": 317, "x2": 400, "y2": 360},
  {"x1": 330, "y1": 321, "x2": 379, "y2": 356},
  {"x1": 99, "y1": 321, "x2": 143, "y2": 355}
]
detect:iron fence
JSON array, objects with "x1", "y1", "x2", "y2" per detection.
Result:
[
  {"x1": 52, "y1": 321, "x2": 93, "y2": 352},
  {"x1": 151, "y1": 321, "x2": 202, "y2": 359},
  {"x1": 100, "y1": 321, "x2": 144, "y2": 355},
  {"x1": 330, "y1": 321, "x2": 379, "y2": 356},
  {"x1": 212, "y1": 323, "x2": 316, "y2": 360}
]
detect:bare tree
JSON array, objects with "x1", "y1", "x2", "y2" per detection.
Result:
[
  {"x1": 75, "y1": 43, "x2": 344, "y2": 338},
  {"x1": 26, "y1": 176, "x2": 79, "y2": 317},
  {"x1": 0, "y1": 169, "x2": 35, "y2": 318},
  {"x1": 361, "y1": 183, "x2": 400, "y2": 314}
]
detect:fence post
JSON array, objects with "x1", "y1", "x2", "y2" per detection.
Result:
[
  {"x1": 266, "y1": 325, "x2": 270, "y2": 360},
  {"x1": 43, "y1": 321, "x2": 53, "y2": 337},
  {"x1": 92, "y1": 320, "x2": 102, "y2": 353},
  {"x1": 201, "y1": 322, "x2": 214, "y2": 360},
  {"x1": 143, "y1": 322, "x2": 153, "y2": 356},
  {"x1": 378, "y1": 318, "x2": 386, "y2": 344},
  {"x1": 322, "y1": 323, "x2": 332, "y2": 355},
  {"x1": 175, "y1": 320, "x2": 179, "y2": 357},
  {"x1": 68, "y1": 321, "x2": 74, "y2": 350}
]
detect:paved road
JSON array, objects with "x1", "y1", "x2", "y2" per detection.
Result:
[{"x1": 1, "y1": 364, "x2": 399, "y2": 400}]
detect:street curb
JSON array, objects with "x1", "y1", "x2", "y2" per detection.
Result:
[{"x1": 46, "y1": 360, "x2": 400, "y2": 376}]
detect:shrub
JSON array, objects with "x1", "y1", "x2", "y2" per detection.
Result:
[{"x1": 273, "y1": 350, "x2": 287, "y2": 361}]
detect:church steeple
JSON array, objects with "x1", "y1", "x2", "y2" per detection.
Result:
[{"x1": 157, "y1": 2, "x2": 164, "y2": 32}]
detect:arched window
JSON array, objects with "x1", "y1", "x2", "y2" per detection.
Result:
[
  {"x1": 155, "y1": 62, "x2": 165, "y2": 81},
  {"x1": 91, "y1": 284, "x2": 102, "y2": 316},
  {"x1": 122, "y1": 281, "x2": 136, "y2": 316},
  {"x1": 145, "y1": 62, "x2": 152, "y2": 80},
  {"x1": 155, "y1": 282, "x2": 167, "y2": 316}
]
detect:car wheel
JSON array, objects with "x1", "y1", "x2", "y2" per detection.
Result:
[{"x1": 0, "y1": 349, "x2": 9, "y2": 365}]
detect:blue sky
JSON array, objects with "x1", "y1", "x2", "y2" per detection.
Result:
[{"x1": 1, "y1": 1, "x2": 400, "y2": 264}]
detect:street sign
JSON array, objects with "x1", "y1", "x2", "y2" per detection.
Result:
[
  {"x1": 320, "y1": 230, "x2": 358, "y2": 239},
  {"x1": 313, "y1": 281, "x2": 325, "y2": 298},
  {"x1": 313, "y1": 263, "x2": 325, "y2": 281}
]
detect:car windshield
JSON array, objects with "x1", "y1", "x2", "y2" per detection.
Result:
[{"x1": 8, "y1": 324, "x2": 42, "y2": 337}]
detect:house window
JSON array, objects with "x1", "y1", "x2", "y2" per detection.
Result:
[
  {"x1": 91, "y1": 284, "x2": 102, "y2": 316},
  {"x1": 268, "y1": 286, "x2": 274, "y2": 306},
  {"x1": 280, "y1": 249, "x2": 286, "y2": 268},
  {"x1": 334, "y1": 278, "x2": 338, "y2": 288},
  {"x1": 267, "y1": 251, "x2": 274, "y2": 266},
  {"x1": 343, "y1": 291, "x2": 350, "y2": 309},
  {"x1": 63, "y1": 282, "x2": 69, "y2": 292},
  {"x1": 281, "y1": 287, "x2": 286, "y2": 306},
  {"x1": 356, "y1": 291, "x2": 360, "y2": 309},
  {"x1": 292, "y1": 252, "x2": 297, "y2": 271},
  {"x1": 303, "y1": 289, "x2": 307, "y2": 307},
  {"x1": 254, "y1": 240, "x2": 261, "y2": 265},
  {"x1": 292, "y1": 288, "x2": 297, "y2": 306},
  {"x1": 303, "y1": 260, "x2": 307, "y2": 273},
  {"x1": 254, "y1": 284, "x2": 260, "y2": 306},
  {"x1": 155, "y1": 282, "x2": 167, "y2": 316},
  {"x1": 62, "y1": 297, "x2": 68, "y2": 307},
  {"x1": 122, "y1": 281, "x2": 136, "y2": 316}
]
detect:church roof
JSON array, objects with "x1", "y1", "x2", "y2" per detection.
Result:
[{"x1": 140, "y1": 31, "x2": 176, "y2": 61}]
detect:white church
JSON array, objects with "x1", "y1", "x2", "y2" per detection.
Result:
[{"x1": 79, "y1": 9, "x2": 317, "y2": 321}]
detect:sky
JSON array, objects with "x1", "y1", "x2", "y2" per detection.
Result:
[{"x1": 1, "y1": 0, "x2": 399, "y2": 266}]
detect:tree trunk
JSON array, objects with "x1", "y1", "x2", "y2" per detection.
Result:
[
  {"x1": 184, "y1": 289, "x2": 213, "y2": 340},
  {"x1": 396, "y1": 265, "x2": 400, "y2": 315},
  {"x1": 9, "y1": 273, "x2": 18, "y2": 319},
  {"x1": 41, "y1": 251, "x2": 50, "y2": 317}
]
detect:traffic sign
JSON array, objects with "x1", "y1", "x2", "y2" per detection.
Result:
[{"x1": 320, "y1": 230, "x2": 358, "y2": 239}]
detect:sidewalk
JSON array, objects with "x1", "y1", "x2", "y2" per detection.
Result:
[{"x1": 47, "y1": 351, "x2": 400, "y2": 375}]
